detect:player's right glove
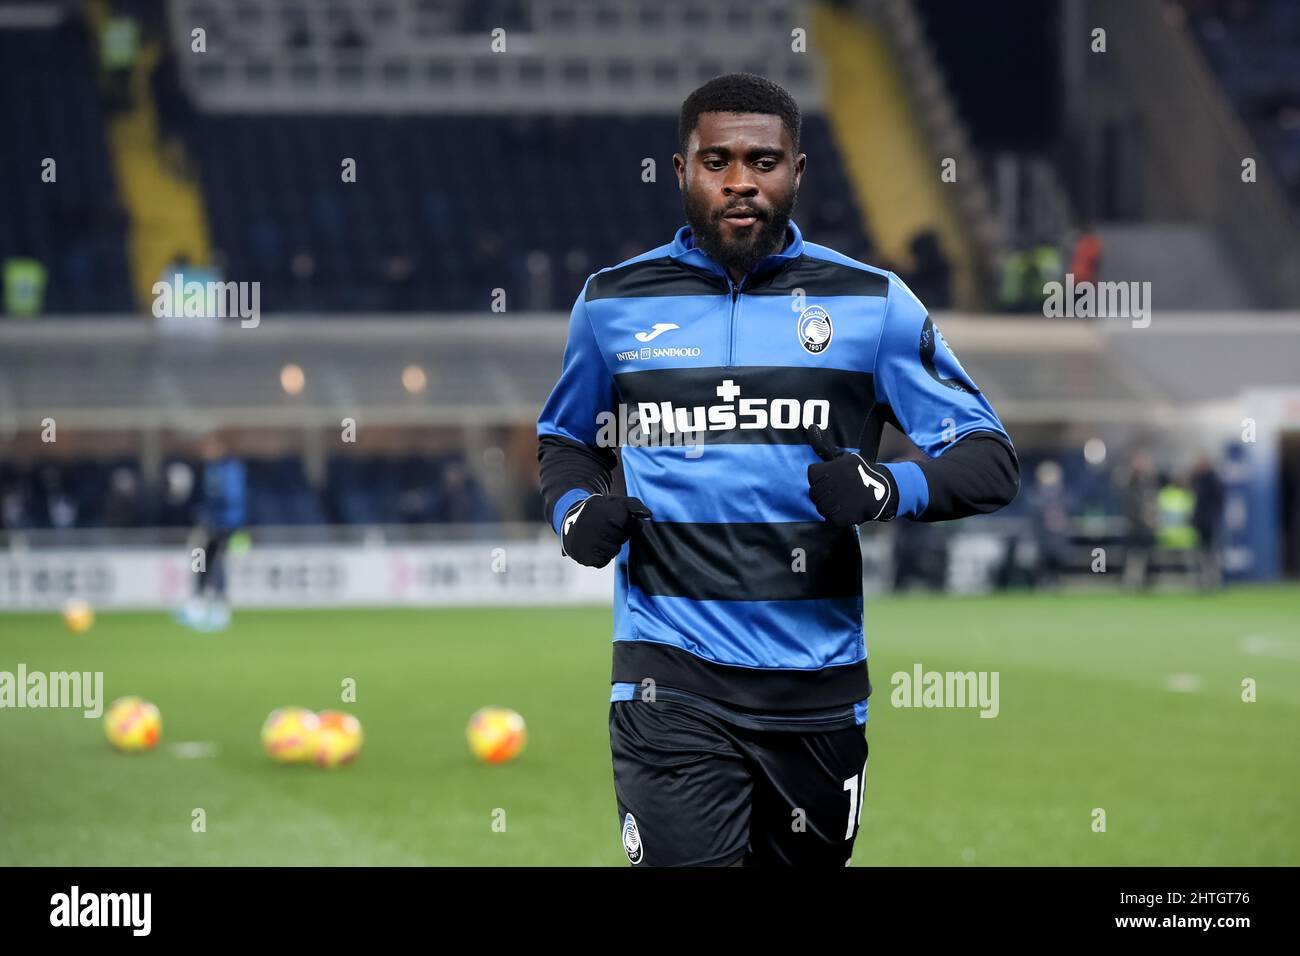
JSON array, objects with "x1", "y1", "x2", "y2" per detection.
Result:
[
  {"x1": 806, "y1": 424, "x2": 898, "y2": 526},
  {"x1": 559, "y1": 493, "x2": 653, "y2": 568}
]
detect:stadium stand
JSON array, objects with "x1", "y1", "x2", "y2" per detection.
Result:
[
  {"x1": 1177, "y1": 0, "x2": 1300, "y2": 209},
  {"x1": 0, "y1": 17, "x2": 133, "y2": 313},
  {"x1": 1, "y1": 0, "x2": 876, "y2": 314},
  {"x1": 0, "y1": 450, "x2": 496, "y2": 530},
  {"x1": 189, "y1": 113, "x2": 872, "y2": 312}
]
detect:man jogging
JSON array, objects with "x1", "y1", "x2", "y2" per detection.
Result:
[
  {"x1": 178, "y1": 431, "x2": 246, "y2": 632},
  {"x1": 537, "y1": 73, "x2": 1019, "y2": 866}
]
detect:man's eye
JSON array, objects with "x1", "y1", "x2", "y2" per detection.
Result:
[
  {"x1": 705, "y1": 160, "x2": 727, "y2": 171},
  {"x1": 755, "y1": 160, "x2": 777, "y2": 171}
]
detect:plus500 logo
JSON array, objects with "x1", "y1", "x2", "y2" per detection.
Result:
[{"x1": 636, "y1": 379, "x2": 830, "y2": 434}]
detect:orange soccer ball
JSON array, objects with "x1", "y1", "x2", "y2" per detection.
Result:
[
  {"x1": 104, "y1": 696, "x2": 161, "y2": 752},
  {"x1": 466, "y1": 707, "x2": 527, "y2": 764},
  {"x1": 261, "y1": 707, "x2": 320, "y2": 764},
  {"x1": 313, "y1": 710, "x2": 363, "y2": 769}
]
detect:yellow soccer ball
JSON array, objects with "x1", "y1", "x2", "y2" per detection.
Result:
[
  {"x1": 63, "y1": 599, "x2": 95, "y2": 634},
  {"x1": 467, "y1": 706, "x2": 526, "y2": 764},
  {"x1": 261, "y1": 707, "x2": 320, "y2": 764},
  {"x1": 104, "y1": 696, "x2": 161, "y2": 752},
  {"x1": 313, "y1": 710, "x2": 363, "y2": 769}
]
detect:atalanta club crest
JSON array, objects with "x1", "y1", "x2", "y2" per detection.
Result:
[
  {"x1": 622, "y1": 812, "x2": 643, "y2": 864},
  {"x1": 797, "y1": 305, "x2": 833, "y2": 354}
]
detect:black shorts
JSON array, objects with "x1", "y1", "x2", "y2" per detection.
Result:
[{"x1": 609, "y1": 695, "x2": 870, "y2": 867}]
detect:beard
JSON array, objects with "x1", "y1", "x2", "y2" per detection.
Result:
[{"x1": 682, "y1": 183, "x2": 797, "y2": 278}]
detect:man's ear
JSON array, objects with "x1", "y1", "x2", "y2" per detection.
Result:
[
  {"x1": 793, "y1": 152, "x2": 807, "y2": 189},
  {"x1": 672, "y1": 152, "x2": 686, "y2": 190}
]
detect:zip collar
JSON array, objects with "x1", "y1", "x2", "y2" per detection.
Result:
[{"x1": 668, "y1": 218, "x2": 804, "y2": 286}]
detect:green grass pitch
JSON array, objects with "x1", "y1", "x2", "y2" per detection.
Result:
[{"x1": 1, "y1": 587, "x2": 1297, "y2": 865}]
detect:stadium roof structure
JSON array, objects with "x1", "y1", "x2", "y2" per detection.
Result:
[
  {"x1": 0, "y1": 314, "x2": 1297, "y2": 433},
  {"x1": 170, "y1": 0, "x2": 823, "y2": 114}
]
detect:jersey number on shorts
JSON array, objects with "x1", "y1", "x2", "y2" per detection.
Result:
[{"x1": 842, "y1": 762, "x2": 867, "y2": 840}]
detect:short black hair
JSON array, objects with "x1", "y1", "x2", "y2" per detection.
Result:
[{"x1": 678, "y1": 72, "x2": 802, "y2": 155}]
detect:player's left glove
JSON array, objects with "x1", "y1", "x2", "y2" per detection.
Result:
[
  {"x1": 806, "y1": 424, "x2": 898, "y2": 525},
  {"x1": 559, "y1": 493, "x2": 653, "y2": 568}
]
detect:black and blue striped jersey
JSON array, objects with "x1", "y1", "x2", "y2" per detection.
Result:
[{"x1": 537, "y1": 219, "x2": 1017, "y2": 728}]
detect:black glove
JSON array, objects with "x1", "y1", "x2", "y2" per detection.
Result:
[
  {"x1": 806, "y1": 425, "x2": 898, "y2": 525},
  {"x1": 559, "y1": 494, "x2": 653, "y2": 568}
]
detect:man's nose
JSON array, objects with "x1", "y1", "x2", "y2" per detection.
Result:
[{"x1": 722, "y1": 166, "x2": 758, "y2": 197}]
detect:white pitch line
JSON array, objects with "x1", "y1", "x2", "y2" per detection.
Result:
[
  {"x1": 170, "y1": 741, "x2": 219, "y2": 759},
  {"x1": 1240, "y1": 635, "x2": 1300, "y2": 661}
]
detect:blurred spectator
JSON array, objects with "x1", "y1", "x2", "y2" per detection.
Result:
[
  {"x1": 1156, "y1": 474, "x2": 1198, "y2": 551},
  {"x1": 159, "y1": 461, "x2": 196, "y2": 526},
  {"x1": 102, "y1": 466, "x2": 140, "y2": 528},
  {"x1": 1028, "y1": 460, "x2": 1070, "y2": 589},
  {"x1": 1121, "y1": 451, "x2": 1160, "y2": 590},
  {"x1": 98, "y1": 11, "x2": 140, "y2": 112},
  {"x1": 439, "y1": 459, "x2": 497, "y2": 524},
  {"x1": 997, "y1": 248, "x2": 1033, "y2": 311},
  {"x1": 397, "y1": 455, "x2": 438, "y2": 523},
  {"x1": 3, "y1": 449, "x2": 520, "y2": 533},
  {"x1": 1, "y1": 478, "x2": 31, "y2": 529},
  {"x1": 1069, "y1": 229, "x2": 1102, "y2": 286},
  {"x1": 1029, "y1": 243, "x2": 1064, "y2": 297},
  {"x1": 38, "y1": 466, "x2": 78, "y2": 529},
  {"x1": 3, "y1": 257, "x2": 47, "y2": 317},
  {"x1": 998, "y1": 243, "x2": 1064, "y2": 312},
  {"x1": 1191, "y1": 454, "x2": 1227, "y2": 589}
]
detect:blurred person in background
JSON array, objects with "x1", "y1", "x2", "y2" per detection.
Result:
[
  {"x1": 439, "y1": 458, "x2": 498, "y2": 526},
  {"x1": 3, "y1": 256, "x2": 47, "y2": 318},
  {"x1": 1156, "y1": 473, "x2": 1198, "y2": 580},
  {"x1": 997, "y1": 243, "x2": 1057, "y2": 312},
  {"x1": 1121, "y1": 450, "x2": 1160, "y2": 591},
  {"x1": 37, "y1": 465, "x2": 77, "y2": 529},
  {"x1": 0, "y1": 477, "x2": 30, "y2": 530},
  {"x1": 1190, "y1": 453, "x2": 1226, "y2": 590},
  {"x1": 996, "y1": 247, "x2": 1034, "y2": 311},
  {"x1": 1029, "y1": 460, "x2": 1071, "y2": 590},
  {"x1": 96, "y1": 7, "x2": 139, "y2": 112},
  {"x1": 158, "y1": 460, "x2": 196, "y2": 527},
  {"x1": 102, "y1": 466, "x2": 140, "y2": 528},
  {"x1": 177, "y1": 433, "x2": 247, "y2": 632},
  {"x1": 1068, "y1": 227, "x2": 1102, "y2": 287}
]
